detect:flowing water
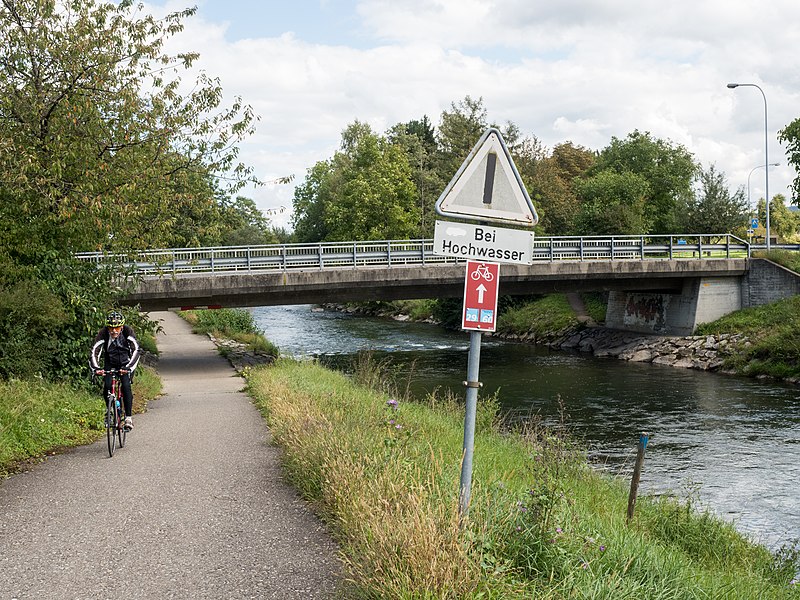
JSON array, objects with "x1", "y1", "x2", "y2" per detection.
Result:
[{"x1": 252, "y1": 304, "x2": 800, "y2": 548}]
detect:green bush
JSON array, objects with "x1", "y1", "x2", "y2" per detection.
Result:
[
  {"x1": 182, "y1": 308, "x2": 259, "y2": 336},
  {"x1": 181, "y1": 308, "x2": 279, "y2": 357}
]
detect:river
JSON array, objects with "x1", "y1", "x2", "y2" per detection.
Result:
[{"x1": 251, "y1": 304, "x2": 800, "y2": 549}]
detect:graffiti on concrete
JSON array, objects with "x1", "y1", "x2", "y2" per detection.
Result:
[{"x1": 624, "y1": 294, "x2": 669, "y2": 332}]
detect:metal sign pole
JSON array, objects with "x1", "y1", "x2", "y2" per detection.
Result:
[
  {"x1": 459, "y1": 329, "x2": 482, "y2": 520},
  {"x1": 432, "y1": 127, "x2": 538, "y2": 525}
]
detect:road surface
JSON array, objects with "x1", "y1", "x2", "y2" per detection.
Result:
[{"x1": 0, "y1": 310, "x2": 342, "y2": 599}]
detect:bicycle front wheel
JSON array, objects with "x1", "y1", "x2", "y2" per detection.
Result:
[
  {"x1": 118, "y1": 402, "x2": 126, "y2": 449},
  {"x1": 106, "y1": 395, "x2": 117, "y2": 457}
]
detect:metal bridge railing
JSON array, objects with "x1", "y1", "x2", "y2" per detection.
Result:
[{"x1": 74, "y1": 234, "x2": 751, "y2": 276}]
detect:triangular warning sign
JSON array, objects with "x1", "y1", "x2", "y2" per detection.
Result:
[{"x1": 435, "y1": 128, "x2": 538, "y2": 227}]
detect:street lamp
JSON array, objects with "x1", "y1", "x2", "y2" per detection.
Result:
[
  {"x1": 747, "y1": 162, "x2": 779, "y2": 219},
  {"x1": 727, "y1": 82, "x2": 771, "y2": 249}
]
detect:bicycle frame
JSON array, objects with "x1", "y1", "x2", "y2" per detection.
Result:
[{"x1": 105, "y1": 369, "x2": 126, "y2": 456}]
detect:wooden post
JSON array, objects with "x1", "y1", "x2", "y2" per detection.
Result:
[{"x1": 626, "y1": 432, "x2": 649, "y2": 523}]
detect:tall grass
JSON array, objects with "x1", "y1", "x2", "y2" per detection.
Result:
[
  {"x1": 246, "y1": 360, "x2": 800, "y2": 598},
  {"x1": 0, "y1": 367, "x2": 161, "y2": 477},
  {"x1": 181, "y1": 308, "x2": 279, "y2": 357},
  {"x1": 497, "y1": 294, "x2": 578, "y2": 337},
  {"x1": 755, "y1": 250, "x2": 800, "y2": 274}
]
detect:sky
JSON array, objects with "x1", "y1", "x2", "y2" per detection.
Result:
[{"x1": 141, "y1": 0, "x2": 800, "y2": 230}]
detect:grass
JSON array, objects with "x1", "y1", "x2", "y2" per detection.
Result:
[
  {"x1": 497, "y1": 294, "x2": 579, "y2": 337},
  {"x1": 755, "y1": 249, "x2": 800, "y2": 273},
  {"x1": 581, "y1": 292, "x2": 608, "y2": 324},
  {"x1": 693, "y1": 251, "x2": 800, "y2": 379},
  {"x1": 0, "y1": 367, "x2": 161, "y2": 477},
  {"x1": 180, "y1": 308, "x2": 279, "y2": 357},
  {"x1": 245, "y1": 359, "x2": 800, "y2": 599},
  {"x1": 695, "y1": 296, "x2": 800, "y2": 379}
]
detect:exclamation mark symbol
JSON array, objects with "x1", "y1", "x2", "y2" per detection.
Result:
[{"x1": 483, "y1": 151, "x2": 497, "y2": 205}]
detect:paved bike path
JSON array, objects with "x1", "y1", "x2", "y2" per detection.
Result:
[{"x1": 0, "y1": 310, "x2": 342, "y2": 599}]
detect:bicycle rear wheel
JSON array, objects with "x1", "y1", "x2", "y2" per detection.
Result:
[{"x1": 106, "y1": 394, "x2": 117, "y2": 457}]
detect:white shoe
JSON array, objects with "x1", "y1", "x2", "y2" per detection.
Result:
[{"x1": 124, "y1": 417, "x2": 133, "y2": 431}]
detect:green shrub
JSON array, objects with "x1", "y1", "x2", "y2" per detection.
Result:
[
  {"x1": 181, "y1": 309, "x2": 279, "y2": 358},
  {"x1": 181, "y1": 308, "x2": 259, "y2": 336}
]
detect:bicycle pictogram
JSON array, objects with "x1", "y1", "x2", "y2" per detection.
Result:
[{"x1": 470, "y1": 264, "x2": 494, "y2": 282}]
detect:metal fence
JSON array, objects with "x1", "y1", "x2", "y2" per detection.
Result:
[{"x1": 74, "y1": 234, "x2": 752, "y2": 276}]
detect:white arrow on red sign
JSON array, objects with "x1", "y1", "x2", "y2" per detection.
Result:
[
  {"x1": 476, "y1": 284, "x2": 487, "y2": 303},
  {"x1": 462, "y1": 260, "x2": 500, "y2": 332}
]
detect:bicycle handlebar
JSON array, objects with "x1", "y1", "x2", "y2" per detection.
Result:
[{"x1": 94, "y1": 367, "x2": 129, "y2": 376}]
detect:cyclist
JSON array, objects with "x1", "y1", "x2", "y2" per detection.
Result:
[{"x1": 89, "y1": 310, "x2": 140, "y2": 430}]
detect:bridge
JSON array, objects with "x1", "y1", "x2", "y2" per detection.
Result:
[{"x1": 76, "y1": 234, "x2": 800, "y2": 336}]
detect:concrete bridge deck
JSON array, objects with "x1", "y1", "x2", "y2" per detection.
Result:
[
  {"x1": 124, "y1": 257, "x2": 748, "y2": 311},
  {"x1": 77, "y1": 235, "x2": 800, "y2": 335}
]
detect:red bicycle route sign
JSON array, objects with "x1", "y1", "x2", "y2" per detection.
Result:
[{"x1": 462, "y1": 260, "x2": 500, "y2": 332}]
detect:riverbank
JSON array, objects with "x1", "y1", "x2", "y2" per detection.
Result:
[
  {"x1": 493, "y1": 318, "x2": 800, "y2": 384},
  {"x1": 243, "y1": 357, "x2": 800, "y2": 598},
  {"x1": 195, "y1": 307, "x2": 800, "y2": 596}
]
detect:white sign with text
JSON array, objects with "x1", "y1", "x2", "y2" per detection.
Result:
[{"x1": 433, "y1": 220, "x2": 534, "y2": 266}]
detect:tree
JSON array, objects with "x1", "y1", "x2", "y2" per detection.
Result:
[
  {"x1": 778, "y1": 119, "x2": 800, "y2": 206},
  {"x1": 520, "y1": 141, "x2": 595, "y2": 235},
  {"x1": 436, "y1": 96, "x2": 490, "y2": 182},
  {"x1": 291, "y1": 160, "x2": 336, "y2": 242},
  {"x1": 592, "y1": 131, "x2": 697, "y2": 234},
  {"x1": 217, "y1": 197, "x2": 277, "y2": 246},
  {"x1": 574, "y1": 169, "x2": 651, "y2": 235},
  {"x1": 755, "y1": 194, "x2": 799, "y2": 242},
  {"x1": 682, "y1": 164, "x2": 747, "y2": 234},
  {"x1": 0, "y1": 0, "x2": 260, "y2": 380},
  {"x1": 292, "y1": 121, "x2": 420, "y2": 242},
  {"x1": 388, "y1": 116, "x2": 442, "y2": 237},
  {"x1": 0, "y1": 0, "x2": 259, "y2": 257}
]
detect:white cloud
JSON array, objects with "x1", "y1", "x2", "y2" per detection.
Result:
[{"x1": 143, "y1": 0, "x2": 800, "y2": 229}]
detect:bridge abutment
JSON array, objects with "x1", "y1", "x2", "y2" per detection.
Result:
[
  {"x1": 741, "y1": 258, "x2": 800, "y2": 307},
  {"x1": 606, "y1": 259, "x2": 800, "y2": 335},
  {"x1": 606, "y1": 276, "x2": 743, "y2": 336}
]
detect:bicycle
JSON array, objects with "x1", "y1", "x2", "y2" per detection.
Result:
[
  {"x1": 470, "y1": 263, "x2": 494, "y2": 282},
  {"x1": 102, "y1": 368, "x2": 127, "y2": 457}
]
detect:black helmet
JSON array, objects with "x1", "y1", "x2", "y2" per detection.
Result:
[{"x1": 106, "y1": 310, "x2": 125, "y2": 328}]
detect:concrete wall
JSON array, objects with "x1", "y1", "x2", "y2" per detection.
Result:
[
  {"x1": 695, "y1": 277, "x2": 744, "y2": 324},
  {"x1": 606, "y1": 276, "x2": 742, "y2": 336},
  {"x1": 742, "y1": 258, "x2": 800, "y2": 307},
  {"x1": 607, "y1": 258, "x2": 800, "y2": 335}
]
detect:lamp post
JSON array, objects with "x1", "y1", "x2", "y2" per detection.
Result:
[
  {"x1": 747, "y1": 162, "x2": 779, "y2": 219},
  {"x1": 727, "y1": 82, "x2": 771, "y2": 249}
]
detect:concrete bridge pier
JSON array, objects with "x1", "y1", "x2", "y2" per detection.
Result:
[
  {"x1": 606, "y1": 259, "x2": 800, "y2": 335},
  {"x1": 605, "y1": 277, "x2": 742, "y2": 336}
]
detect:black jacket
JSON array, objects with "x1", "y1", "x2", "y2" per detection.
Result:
[{"x1": 89, "y1": 325, "x2": 140, "y2": 371}]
